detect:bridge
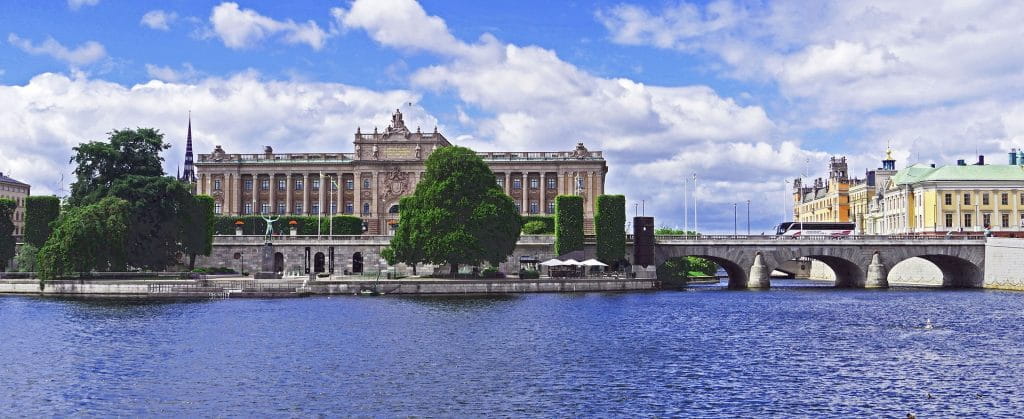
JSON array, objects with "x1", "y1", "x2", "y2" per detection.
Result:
[{"x1": 651, "y1": 235, "x2": 987, "y2": 289}]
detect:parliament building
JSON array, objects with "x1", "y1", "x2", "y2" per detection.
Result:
[{"x1": 193, "y1": 109, "x2": 608, "y2": 234}]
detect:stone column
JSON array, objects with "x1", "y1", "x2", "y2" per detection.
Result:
[
  {"x1": 235, "y1": 173, "x2": 243, "y2": 215},
  {"x1": 318, "y1": 173, "x2": 326, "y2": 216},
  {"x1": 864, "y1": 252, "x2": 888, "y2": 288},
  {"x1": 269, "y1": 173, "x2": 276, "y2": 214},
  {"x1": 994, "y1": 190, "x2": 1001, "y2": 230},
  {"x1": 354, "y1": 173, "x2": 362, "y2": 218},
  {"x1": 746, "y1": 253, "x2": 770, "y2": 288},
  {"x1": 521, "y1": 172, "x2": 529, "y2": 215},
  {"x1": 285, "y1": 173, "x2": 294, "y2": 215},
  {"x1": 226, "y1": 173, "x2": 234, "y2": 214},
  {"x1": 540, "y1": 172, "x2": 546, "y2": 214},
  {"x1": 369, "y1": 171, "x2": 378, "y2": 232},
  {"x1": 336, "y1": 173, "x2": 343, "y2": 216},
  {"x1": 503, "y1": 172, "x2": 510, "y2": 196},
  {"x1": 302, "y1": 173, "x2": 310, "y2": 215}
]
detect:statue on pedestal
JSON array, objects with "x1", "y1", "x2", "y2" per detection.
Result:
[{"x1": 260, "y1": 214, "x2": 279, "y2": 243}]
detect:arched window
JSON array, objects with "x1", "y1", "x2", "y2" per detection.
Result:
[{"x1": 389, "y1": 205, "x2": 400, "y2": 214}]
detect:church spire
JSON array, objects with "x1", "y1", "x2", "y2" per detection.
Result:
[{"x1": 182, "y1": 111, "x2": 196, "y2": 183}]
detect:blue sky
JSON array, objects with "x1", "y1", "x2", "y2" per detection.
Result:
[{"x1": 2, "y1": 0, "x2": 1023, "y2": 233}]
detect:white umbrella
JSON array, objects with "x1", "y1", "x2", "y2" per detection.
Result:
[
  {"x1": 539, "y1": 259, "x2": 565, "y2": 266},
  {"x1": 562, "y1": 259, "x2": 582, "y2": 266},
  {"x1": 581, "y1": 259, "x2": 608, "y2": 267}
]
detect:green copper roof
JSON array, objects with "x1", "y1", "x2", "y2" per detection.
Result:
[{"x1": 893, "y1": 163, "x2": 1024, "y2": 185}]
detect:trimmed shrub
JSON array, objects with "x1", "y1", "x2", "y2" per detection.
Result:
[
  {"x1": 480, "y1": 267, "x2": 504, "y2": 278},
  {"x1": 521, "y1": 215, "x2": 554, "y2": 234},
  {"x1": 595, "y1": 195, "x2": 626, "y2": 265},
  {"x1": 24, "y1": 196, "x2": 60, "y2": 248},
  {"x1": 0, "y1": 198, "x2": 17, "y2": 271},
  {"x1": 519, "y1": 269, "x2": 540, "y2": 279},
  {"x1": 213, "y1": 215, "x2": 365, "y2": 236},
  {"x1": 554, "y1": 195, "x2": 583, "y2": 256}
]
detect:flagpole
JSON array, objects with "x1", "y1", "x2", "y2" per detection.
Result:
[{"x1": 318, "y1": 171, "x2": 323, "y2": 240}]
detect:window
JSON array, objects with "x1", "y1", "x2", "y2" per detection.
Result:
[
  {"x1": 512, "y1": 179, "x2": 522, "y2": 189},
  {"x1": 244, "y1": 202, "x2": 253, "y2": 215},
  {"x1": 330, "y1": 179, "x2": 338, "y2": 191},
  {"x1": 529, "y1": 201, "x2": 538, "y2": 214},
  {"x1": 277, "y1": 202, "x2": 286, "y2": 214},
  {"x1": 345, "y1": 203, "x2": 353, "y2": 214},
  {"x1": 964, "y1": 213, "x2": 973, "y2": 228},
  {"x1": 214, "y1": 179, "x2": 222, "y2": 191},
  {"x1": 529, "y1": 178, "x2": 539, "y2": 189},
  {"x1": 496, "y1": 177, "x2": 504, "y2": 188},
  {"x1": 260, "y1": 179, "x2": 269, "y2": 190},
  {"x1": 1002, "y1": 193, "x2": 1009, "y2": 206},
  {"x1": 547, "y1": 202, "x2": 555, "y2": 214},
  {"x1": 1002, "y1": 213, "x2": 1010, "y2": 228},
  {"x1": 982, "y1": 193, "x2": 990, "y2": 206},
  {"x1": 362, "y1": 179, "x2": 370, "y2": 189},
  {"x1": 547, "y1": 178, "x2": 556, "y2": 189},
  {"x1": 278, "y1": 180, "x2": 286, "y2": 191},
  {"x1": 330, "y1": 202, "x2": 337, "y2": 214},
  {"x1": 244, "y1": 179, "x2": 253, "y2": 190},
  {"x1": 945, "y1": 213, "x2": 953, "y2": 228},
  {"x1": 345, "y1": 179, "x2": 354, "y2": 190},
  {"x1": 295, "y1": 180, "x2": 304, "y2": 191},
  {"x1": 261, "y1": 203, "x2": 270, "y2": 214},
  {"x1": 944, "y1": 193, "x2": 952, "y2": 206},
  {"x1": 295, "y1": 203, "x2": 303, "y2": 214},
  {"x1": 312, "y1": 204, "x2": 320, "y2": 215},
  {"x1": 576, "y1": 176, "x2": 585, "y2": 190},
  {"x1": 312, "y1": 179, "x2": 320, "y2": 191},
  {"x1": 362, "y1": 203, "x2": 370, "y2": 214},
  {"x1": 514, "y1": 202, "x2": 521, "y2": 213},
  {"x1": 963, "y1": 193, "x2": 971, "y2": 205},
  {"x1": 214, "y1": 203, "x2": 222, "y2": 215},
  {"x1": 983, "y1": 213, "x2": 991, "y2": 228}
]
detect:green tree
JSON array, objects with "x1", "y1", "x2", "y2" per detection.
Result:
[
  {"x1": 595, "y1": 194, "x2": 626, "y2": 265},
  {"x1": 181, "y1": 195, "x2": 215, "y2": 270},
  {"x1": 0, "y1": 198, "x2": 15, "y2": 271},
  {"x1": 15, "y1": 244, "x2": 38, "y2": 272},
  {"x1": 69, "y1": 128, "x2": 169, "y2": 206},
  {"x1": 554, "y1": 195, "x2": 583, "y2": 256},
  {"x1": 24, "y1": 196, "x2": 61, "y2": 248},
  {"x1": 655, "y1": 227, "x2": 697, "y2": 236},
  {"x1": 389, "y1": 146, "x2": 521, "y2": 276},
  {"x1": 108, "y1": 175, "x2": 194, "y2": 270},
  {"x1": 522, "y1": 220, "x2": 549, "y2": 234},
  {"x1": 521, "y1": 215, "x2": 554, "y2": 234},
  {"x1": 382, "y1": 196, "x2": 425, "y2": 274},
  {"x1": 37, "y1": 197, "x2": 131, "y2": 281}
]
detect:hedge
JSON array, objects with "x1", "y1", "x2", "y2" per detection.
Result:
[
  {"x1": 213, "y1": 215, "x2": 364, "y2": 236},
  {"x1": 595, "y1": 194, "x2": 625, "y2": 265},
  {"x1": 24, "y1": 196, "x2": 60, "y2": 248},
  {"x1": 554, "y1": 195, "x2": 583, "y2": 255},
  {"x1": 521, "y1": 215, "x2": 554, "y2": 234}
]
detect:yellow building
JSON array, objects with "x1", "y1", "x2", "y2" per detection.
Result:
[
  {"x1": 871, "y1": 153, "x2": 1024, "y2": 235},
  {"x1": 793, "y1": 154, "x2": 895, "y2": 234}
]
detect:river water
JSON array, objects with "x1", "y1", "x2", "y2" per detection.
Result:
[{"x1": 2, "y1": 280, "x2": 1024, "y2": 417}]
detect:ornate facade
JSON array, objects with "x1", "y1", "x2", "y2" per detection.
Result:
[
  {"x1": 194, "y1": 110, "x2": 608, "y2": 234},
  {"x1": 0, "y1": 171, "x2": 30, "y2": 239}
]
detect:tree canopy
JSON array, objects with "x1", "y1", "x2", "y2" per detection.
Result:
[
  {"x1": 181, "y1": 195, "x2": 215, "y2": 270},
  {"x1": 388, "y1": 146, "x2": 521, "y2": 276},
  {"x1": 24, "y1": 196, "x2": 61, "y2": 248},
  {"x1": 37, "y1": 197, "x2": 131, "y2": 280},
  {"x1": 554, "y1": 195, "x2": 584, "y2": 255},
  {"x1": 69, "y1": 128, "x2": 169, "y2": 206},
  {"x1": 595, "y1": 194, "x2": 626, "y2": 265},
  {"x1": 0, "y1": 198, "x2": 15, "y2": 271}
]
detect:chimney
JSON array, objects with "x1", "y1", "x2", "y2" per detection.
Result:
[
  {"x1": 957, "y1": 159, "x2": 966, "y2": 166},
  {"x1": 930, "y1": 163, "x2": 936, "y2": 168},
  {"x1": 976, "y1": 155, "x2": 985, "y2": 165},
  {"x1": 1011, "y1": 149, "x2": 1019, "y2": 165}
]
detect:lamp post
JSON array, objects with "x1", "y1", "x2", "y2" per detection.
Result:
[
  {"x1": 683, "y1": 178, "x2": 688, "y2": 233},
  {"x1": 733, "y1": 202, "x2": 737, "y2": 235},
  {"x1": 746, "y1": 199, "x2": 751, "y2": 235},
  {"x1": 692, "y1": 173, "x2": 698, "y2": 235}
]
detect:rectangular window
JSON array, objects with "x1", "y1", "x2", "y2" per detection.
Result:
[
  {"x1": 514, "y1": 202, "x2": 521, "y2": 213},
  {"x1": 1002, "y1": 193, "x2": 1009, "y2": 206},
  {"x1": 1002, "y1": 213, "x2": 1010, "y2": 228},
  {"x1": 362, "y1": 203, "x2": 370, "y2": 214},
  {"x1": 214, "y1": 179, "x2": 222, "y2": 191},
  {"x1": 983, "y1": 193, "x2": 990, "y2": 206},
  {"x1": 278, "y1": 180, "x2": 286, "y2": 191},
  {"x1": 277, "y1": 202, "x2": 286, "y2": 214},
  {"x1": 944, "y1": 193, "x2": 952, "y2": 206},
  {"x1": 983, "y1": 213, "x2": 991, "y2": 228},
  {"x1": 363, "y1": 179, "x2": 370, "y2": 189},
  {"x1": 529, "y1": 201, "x2": 538, "y2": 214},
  {"x1": 296, "y1": 180, "x2": 304, "y2": 191},
  {"x1": 547, "y1": 178, "x2": 556, "y2": 189},
  {"x1": 312, "y1": 179, "x2": 320, "y2": 191},
  {"x1": 945, "y1": 213, "x2": 953, "y2": 228},
  {"x1": 295, "y1": 203, "x2": 303, "y2": 214},
  {"x1": 312, "y1": 203, "x2": 320, "y2": 215},
  {"x1": 261, "y1": 203, "x2": 270, "y2": 214},
  {"x1": 244, "y1": 202, "x2": 253, "y2": 215},
  {"x1": 214, "y1": 203, "x2": 222, "y2": 215},
  {"x1": 512, "y1": 179, "x2": 522, "y2": 189},
  {"x1": 244, "y1": 180, "x2": 253, "y2": 190},
  {"x1": 576, "y1": 177, "x2": 585, "y2": 190},
  {"x1": 964, "y1": 213, "x2": 973, "y2": 228},
  {"x1": 330, "y1": 202, "x2": 337, "y2": 214},
  {"x1": 345, "y1": 179, "x2": 354, "y2": 190},
  {"x1": 529, "y1": 178, "x2": 539, "y2": 189},
  {"x1": 963, "y1": 193, "x2": 971, "y2": 205},
  {"x1": 496, "y1": 177, "x2": 504, "y2": 188},
  {"x1": 345, "y1": 203, "x2": 353, "y2": 214},
  {"x1": 547, "y1": 202, "x2": 555, "y2": 214},
  {"x1": 260, "y1": 179, "x2": 269, "y2": 190}
]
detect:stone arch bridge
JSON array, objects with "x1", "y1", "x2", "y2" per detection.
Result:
[{"x1": 652, "y1": 236, "x2": 987, "y2": 289}]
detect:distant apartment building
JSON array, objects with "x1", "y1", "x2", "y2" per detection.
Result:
[
  {"x1": 0, "y1": 171, "x2": 30, "y2": 239},
  {"x1": 792, "y1": 151, "x2": 896, "y2": 234}
]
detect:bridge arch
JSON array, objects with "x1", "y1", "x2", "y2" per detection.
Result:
[
  {"x1": 761, "y1": 247, "x2": 871, "y2": 288},
  {"x1": 654, "y1": 246, "x2": 754, "y2": 289},
  {"x1": 886, "y1": 253, "x2": 984, "y2": 288}
]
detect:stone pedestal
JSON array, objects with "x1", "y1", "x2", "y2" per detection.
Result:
[
  {"x1": 632, "y1": 265, "x2": 656, "y2": 279},
  {"x1": 864, "y1": 252, "x2": 889, "y2": 288},
  {"x1": 254, "y1": 242, "x2": 282, "y2": 279},
  {"x1": 746, "y1": 253, "x2": 771, "y2": 288}
]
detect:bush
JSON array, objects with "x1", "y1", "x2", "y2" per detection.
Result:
[
  {"x1": 519, "y1": 269, "x2": 540, "y2": 279},
  {"x1": 213, "y1": 215, "x2": 365, "y2": 236},
  {"x1": 317, "y1": 272, "x2": 330, "y2": 278},
  {"x1": 15, "y1": 244, "x2": 38, "y2": 272},
  {"x1": 595, "y1": 195, "x2": 625, "y2": 265},
  {"x1": 521, "y1": 216, "x2": 554, "y2": 234},
  {"x1": 554, "y1": 195, "x2": 583, "y2": 255},
  {"x1": 480, "y1": 267, "x2": 504, "y2": 278},
  {"x1": 24, "y1": 196, "x2": 60, "y2": 248}
]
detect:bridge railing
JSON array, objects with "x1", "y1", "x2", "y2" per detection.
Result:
[{"x1": 645, "y1": 234, "x2": 987, "y2": 242}]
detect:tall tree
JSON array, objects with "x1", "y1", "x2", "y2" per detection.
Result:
[
  {"x1": 181, "y1": 195, "x2": 215, "y2": 270},
  {"x1": 382, "y1": 196, "x2": 425, "y2": 275},
  {"x1": 69, "y1": 128, "x2": 169, "y2": 206},
  {"x1": 37, "y1": 197, "x2": 130, "y2": 281},
  {"x1": 595, "y1": 194, "x2": 626, "y2": 266},
  {"x1": 389, "y1": 146, "x2": 521, "y2": 276},
  {"x1": 554, "y1": 195, "x2": 584, "y2": 256},
  {"x1": 0, "y1": 198, "x2": 15, "y2": 271},
  {"x1": 107, "y1": 175, "x2": 193, "y2": 270},
  {"x1": 24, "y1": 196, "x2": 61, "y2": 248}
]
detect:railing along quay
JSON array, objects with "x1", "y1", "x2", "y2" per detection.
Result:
[{"x1": 648, "y1": 234, "x2": 987, "y2": 242}]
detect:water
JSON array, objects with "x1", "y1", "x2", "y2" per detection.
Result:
[{"x1": 3, "y1": 281, "x2": 1024, "y2": 417}]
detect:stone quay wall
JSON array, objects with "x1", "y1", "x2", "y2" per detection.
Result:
[
  {"x1": 806, "y1": 257, "x2": 943, "y2": 286},
  {"x1": 983, "y1": 238, "x2": 1024, "y2": 290}
]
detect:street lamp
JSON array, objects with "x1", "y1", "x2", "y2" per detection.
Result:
[
  {"x1": 746, "y1": 199, "x2": 751, "y2": 235},
  {"x1": 692, "y1": 173, "x2": 698, "y2": 235},
  {"x1": 683, "y1": 177, "x2": 688, "y2": 233},
  {"x1": 733, "y1": 202, "x2": 737, "y2": 235}
]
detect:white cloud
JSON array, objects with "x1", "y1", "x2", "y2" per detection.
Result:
[
  {"x1": 0, "y1": 71, "x2": 432, "y2": 198},
  {"x1": 7, "y1": 33, "x2": 107, "y2": 67},
  {"x1": 141, "y1": 10, "x2": 178, "y2": 31},
  {"x1": 210, "y1": 2, "x2": 330, "y2": 50},
  {"x1": 145, "y1": 63, "x2": 200, "y2": 82},
  {"x1": 331, "y1": 0, "x2": 471, "y2": 55},
  {"x1": 67, "y1": 0, "x2": 99, "y2": 10}
]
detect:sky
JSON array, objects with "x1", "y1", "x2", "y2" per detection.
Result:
[{"x1": 2, "y1": 0, "x2": 1024, "y2": 233}]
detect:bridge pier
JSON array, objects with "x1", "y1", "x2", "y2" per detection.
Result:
[
  {"x1": 746, "y1": 253, "x2": 770, "y2": 288},
  {"x1": 864, "y1": 252, "x2": 888, "y2": 288}
]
